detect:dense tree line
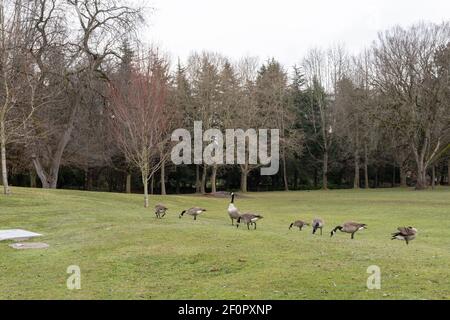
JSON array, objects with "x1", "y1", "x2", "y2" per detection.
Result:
[{"x1": 1, "y1": 1, "x2": 449, "y2": 199}]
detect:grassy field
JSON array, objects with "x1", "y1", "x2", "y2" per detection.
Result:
[{"x1": 0, "y1": 187, "x2": 449, "y2": 300}]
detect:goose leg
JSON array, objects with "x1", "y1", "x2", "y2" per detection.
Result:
[
  {"x1": 320, "y1": 228, "x2": 323, "y2": 236},
  {"x1": 194, "y1": 215, "x2": 197, "y2": 221},
  {"x1": 254, "y1": 223, "x2": 257, "y2": 230},
  {"x1": 247, "y1": 223, "x2": 250, "y2": 230},
  {"x1": 351, "y1": 232, "x2": 355, "y2": 240},
  {"x1": 231, "y1": 218, "x2": 234, "y2": 226}
]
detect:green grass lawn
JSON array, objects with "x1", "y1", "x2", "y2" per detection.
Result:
[{"x1": 0, "y1": 187, "x2": 449, "y2": 300}]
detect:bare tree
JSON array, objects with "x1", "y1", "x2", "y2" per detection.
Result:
[
  {"x1": 372, "y1": 23, "x2": 450, "y2": 189},
  {"x1": 302, "y1": 47, "x2": 347, "y2": 190},
  {"x1": 0, "y1": 0, "x2": 43, "y2": 194},
  {"x1": 187, "y1": 52, "x2": 223, "y2": 193},
  {"x1": 234, "y1": 56, "x2": 264, "y2": 192},
  {"x1": 27, "y1": 0, "x2": 144, "y2": 189},
  {"x1": 256, "y1": 58, "x2": 294, "y2": 191},
  {"x1": 109, "y1": 50, "x2": 172, "y2": 207},
  {"x1": 335, "y1": 77, "x2": 364, "y2": 188}
]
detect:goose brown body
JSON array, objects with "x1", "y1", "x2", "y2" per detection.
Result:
[
  {"x1": 391, "y1": 227, "x2": 417, "y2": 245},
  {"x1": 289, "y1": 220, "x2": 310, "y2": 231},
  {"x1": 237, "y1": 213, "x2": 263, "y2": 230},
  {"x1": 179, "y1": 207, "x2": 207, "y2": 220},
  {"x1": 312, "y1": 218, "x2": 325, "y2": 235},
  {"x1": 154, "y1": 204, "x2": 168, "y2": 219},
  {"x1": 331, "y1": 222, "x2": 367, "y2": 239}
]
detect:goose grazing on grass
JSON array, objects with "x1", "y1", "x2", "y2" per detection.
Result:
[
  {"x1": 289, "y1": 220, "x2": 310, "y2": 231},
  {"x1": 179, "y1": 207, "x2": 206, "y2": 220},
  {"x1": 228, "y1": 192, "x2": 241, "y2": 225},
  {"x1": 154, "y1": 204, "x2": 168, "y2": 219},
  {"x1": 391, "y1": 227, "x2": 417, "y2": 245},
  {"x1": 331, "y1": 222, "x2": 367, "y2": 239},
  {"x1": 312, "y1": 218, "x2": 324, "y2": 235},
  {"x1": 236, "y1": 213, "x2": 263, "y2": 230}
]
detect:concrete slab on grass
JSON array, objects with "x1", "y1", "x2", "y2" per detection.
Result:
[
  {"x1": 9, "y1": 243, "x2": 49, "y2": 250},
  {"x1": 0, "y1": 229, "x2": 42, "y2": 242}
]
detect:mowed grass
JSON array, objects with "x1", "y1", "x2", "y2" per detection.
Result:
[{"x1": 0, "y1": 187, "x2": 449, "y2": 300}]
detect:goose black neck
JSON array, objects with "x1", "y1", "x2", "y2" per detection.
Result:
[{"x1": 231, "y1": 194, "x2": 235, "y2": 204}]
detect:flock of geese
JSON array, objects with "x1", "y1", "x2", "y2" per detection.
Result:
[{"x1": 154, "y1": 192, "x2": 418, "y2": 245}]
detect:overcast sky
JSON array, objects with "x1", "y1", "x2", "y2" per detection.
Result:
[{"x1": 143, "y1": 0, "x2": 450, "y2": 67}]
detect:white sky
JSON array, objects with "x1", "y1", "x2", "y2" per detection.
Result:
[{"x1": 142, "y1": 0, "x2": 450, "y2": 67}]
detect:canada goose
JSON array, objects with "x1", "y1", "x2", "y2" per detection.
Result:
[
  {"x1": 237, "y1": 213, "x2": 263, "y2": 230},
  {"x1": 179, "y1": 207, "x2": 206, "y2": 220},
  {"x1": 312, "y1": 218, "x2": 325, "y2": 235},
  {"x1": 289, "y1": 220, "x2": 310, "y2": 231},
  {"x1": 154, "y1": 204, "x2": 168, "y2": 219},
  {"x1": 228, "y1": 192, "x2": 241, "y2": 225},
  {"x1": 331, "y1": 222, "x2": 367, "y2": 239},
  {"x1": 391, "y1": 227, "x2": 417, "y2": 245}
]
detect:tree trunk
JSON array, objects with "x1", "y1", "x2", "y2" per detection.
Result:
[
  {"x1": 161, "y1": 159, "x2": 166, "y2": 195},
  {"x1": 150, "y1": 175, "x2": 154, "y2": 195},
  {"x1": 282, "y1": 151, "x2": 289, "y2": 191},
  {"x1": 322, "y1": 151, "x2": 328, "y2": 190},
  {"x1": 431, "y1": 165, "x2": 436, "y2": 189},
  {"x1": 126, "y1": 173, "x2": 131, "y2": 193},
  {"x1": 412, "y1": 139, "x2": 433, "y2": 191},
  {"x1": 211, "y1": 165, "x2": 217, "y2": 194},
  {"x1": 30, "y1": 169, "x2": 37, "y2": 188},
  {"x1": 364, "y1": 146, "x2": 369, "y2": 189},
  {"x1": 439, "y1": 163, "x2": 445, "y2": 185},
  {"x1": 415, "y1": 163, "x2": 427, "y2": 190},
  {"x1": 400, "y1": 164, "x2": 408, "y2": 187},
  {"x1": 143, "y1": 175, "x2": 149, "y2": 208},
  {"x1": 195, "y1": 165, "x2": 201, "y2": 193},
  {"x1": 1, "y1": 121, "x2": 10, "y2": 195},
  {"x1": 84, "y1": 167, "x2": 89, "y2": 190},
  {"x1": 201, "y1": 165, "x2": 207, "y2": 194},
  {"x1": 354, "y1": 150, "x2": 360, "y2": 189},
  {"x1": 32, "y1": 98, "x2": 79, "y2": 189},
  {"x1": 241, "y1": 170, "x2": 248, "y2": 193}
]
